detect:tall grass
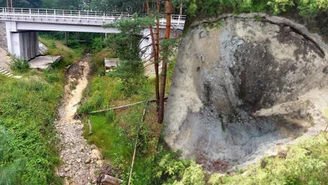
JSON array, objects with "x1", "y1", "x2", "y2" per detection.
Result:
[
  {"x1": 0, "y1": 37, "x2": 83, "y2": 185},
  {"x1": 79, "y1": 71, "x2": 161, "y2": 184},
  {"x1": 10, "y1": 57, "x2": 30, "y2": 73},
  {"x1": 0, "y1": 77, "x2": 63, "y2": 185}
]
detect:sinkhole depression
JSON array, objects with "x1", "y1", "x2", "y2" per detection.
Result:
[{"x1": 164, "y1": 14, "x2": 328, "y2": 172}]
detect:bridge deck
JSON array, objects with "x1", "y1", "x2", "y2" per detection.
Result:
[{"x1": 0, "y1": 7, "x2": 186, "y2": 29}]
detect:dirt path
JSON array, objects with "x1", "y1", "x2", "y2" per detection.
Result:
[{"x1": 56, "y1": 55, "x2": 102, "y2": 185}]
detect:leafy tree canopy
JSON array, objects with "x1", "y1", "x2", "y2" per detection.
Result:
[
  {"x1": 90, "y1": 0, "x2": 146, "y2": 13},
  {"x1": 0, "y1": 0, "x2": 42, "y2": 8},
  {"x1": 173, "y1": 0, "x2": 328, "y2": 17}
]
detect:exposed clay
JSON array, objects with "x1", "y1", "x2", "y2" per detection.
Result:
[
  {"x1": 164, "y1": 15, "x2": 328, "y2": 172},
  {"x1": 56, "y1": 55, "x2": 102, "y2": 185}
]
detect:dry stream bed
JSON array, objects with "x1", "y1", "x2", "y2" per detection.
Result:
[{"x1": 56, "y1": 55, "x2": 102, "y2": 185}]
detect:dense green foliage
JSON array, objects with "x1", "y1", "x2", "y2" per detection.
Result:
[
  {"x1": 105, "y1": 16, "x2": 154, "y2": 60},
  {"x1": 152, "y1": 147, "x2": 205, "y2": 185},
  {"x1": 104, "y1": 16, "x2": 154, "y2": 96},
  {"x1": 39, "y1": 32, "x2": 105, "y2": 51},
  {"x1": 109, "y1": 61, "x2": 145, "y2": 96},
  {"x1": 0, "y1": 0, "x2": 42, "y2": 8},
  {"x1": 0, "y1": 0, "x2": 145, "y2": 13},
  {"x1": 0, "y1": 38, "x2": 82, "y2": 185},
  {"x1": 89, "y1": 0, "x2": 145, "y2": 13},
  {"x1": 0, "y1": 75, "x2": 63, "y2": 185},
  {"x1": 0, "y1": 0, "x2": 81, "y2": 9},
  {"x1": 79, "y1": 71, "x2": 159, "y2": 185},
  {"x1": 92, "y1": 37, "x2": 105, "y2": 52},
  {"x1": 10, "y1": 57, "x2": 30, "y2": 73},
  {"x1": 175, "y1": 0, "x2": 328, "y2": 16},
  {"x1": 41, "y1": 0, "x2": 81, "y2": 9}
]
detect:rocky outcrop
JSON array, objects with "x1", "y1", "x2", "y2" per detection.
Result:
[{"x1": 164, "y1": 14, "x2": 328, "y2": 171}]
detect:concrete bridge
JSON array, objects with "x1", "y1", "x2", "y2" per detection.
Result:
[{"x1": 0, "y1": 7, "x2": 186, "y2": 60}]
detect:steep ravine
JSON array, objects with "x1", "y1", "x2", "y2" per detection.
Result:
[
  {"x1": 164, "y1": 14, "x2": 328, "y2": 171},
  {"x1": 56, "y1": 55, "x2": 102, "y2": 185}
]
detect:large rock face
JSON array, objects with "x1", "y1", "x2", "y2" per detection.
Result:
[{"x1": 164, "y1": 14, "x2": 328, "y2": 171}]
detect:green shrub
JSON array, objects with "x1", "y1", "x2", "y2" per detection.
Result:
[
  {"x1": 0, "y1": 71, "x2": 63, "y2": 185},
  {"x1": 67, "y1": 39, "x2": 81, "y2": 49},
  {"x1": 152, "y1": 147, "x2": 205, "y2": 185},
  {"x1": 298, "y1": 0, "x2": 328, "y2": 17},
  {"x1": 109, "y1": 61, "x2": 145, "y2": 97},
  {"x1": 92, "y1": 37, "x2": 104, "y2": 52},
  {"x1": 0, "y1": 126, "x2": 25, "y2": 185},
  {"x1": 11, "y1": 57, "x2": 30, "y2": 73},
  {"x1": 267, "y1": 0, "x2": 295, "y2": 14},
  {"x1": 180, "y1": 0, "x2": 328, "y2": 18}
]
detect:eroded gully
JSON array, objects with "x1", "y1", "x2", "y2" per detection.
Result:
[{"x1": 56, "y1": 55, "x2": 102, "y2": 185}]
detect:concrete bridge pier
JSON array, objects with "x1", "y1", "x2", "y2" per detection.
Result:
[{"x1": 6, "y1": 22, "x2": 39, "y2": 61}]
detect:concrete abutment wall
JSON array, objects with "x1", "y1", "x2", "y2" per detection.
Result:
[{"x1": 6, "y1": 21, "x2": 39, "y2": 60}]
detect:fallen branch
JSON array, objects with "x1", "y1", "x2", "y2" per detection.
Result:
[
  {"x1": 88, "y1": 97, "x2": 167, "y2": 114},
  {"x1": 88, "y1": 101, "x2": 144, "y2": 114},
  {"x1": 128, "y1": 102, "x2": 148, "y2": 185},
  {"x1": 88, "y1": 119, "x2": 92, "y2": 135}
]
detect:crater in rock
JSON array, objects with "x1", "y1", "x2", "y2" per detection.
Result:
[{"x1": 164, "y1": 14, "x2": 328, "y2": 172}]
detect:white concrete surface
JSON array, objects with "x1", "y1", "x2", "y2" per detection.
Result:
[{"x1": 29, "y1": 55, "x2": 61, "y2": 70}]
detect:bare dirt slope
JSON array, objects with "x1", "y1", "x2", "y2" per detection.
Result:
[
  {"x1": 56, "y1": 55, "x2": 102, "y2": 185},
  {"x1": 0, "y1": 48, "x2": 11, "y2": 70},
  {"x1": 164, "y1": 13, "x2": 328, "y2": 171}
]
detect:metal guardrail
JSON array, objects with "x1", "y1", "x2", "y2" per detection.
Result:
[{"x1": 0, "y1": 7, "x2": 186, "y2": 28}]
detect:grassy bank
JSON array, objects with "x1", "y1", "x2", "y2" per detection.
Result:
[
  {"x1": 0, "y1": 38, "x2": 82, "y2": 185},
  {"x1": 79, "y1": 76, "x2": 161, "y2": 184},
  {"x1": 79, "y1": 49, "x2": 168, "y2": 184},
  {"x1": 0, "y1": 75, "x2": 63, "y2": 185}
]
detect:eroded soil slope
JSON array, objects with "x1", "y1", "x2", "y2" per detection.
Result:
[{"x1": 164, "y1": 14, "x2": 328, "y2": 171}]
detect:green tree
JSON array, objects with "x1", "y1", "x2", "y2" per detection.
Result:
[
  {"x1": 90, "y1": 0, "x2": 145, "y2": 13},
  {"x1": 105, "y1": 16, "x2": 154, "y2": 60},
  {"x1": 105, "y1": 16, "x2": 154, "y2": 96},
  {"x1": 0, "y1": 0, "x2": 42, "y2": 8},
  {"x1": 298, "y1": 0, "x2": 328, "y2": 16}
]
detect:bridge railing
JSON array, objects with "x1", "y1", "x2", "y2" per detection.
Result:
[
  {"x1": 0, "y1": 7, "x2": 131, "y2": 21},
  {"x1": 0, "y1": 7, "x2": 186, "y2": 28}
]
